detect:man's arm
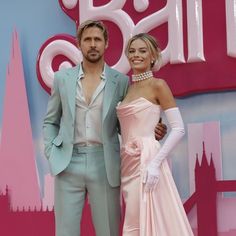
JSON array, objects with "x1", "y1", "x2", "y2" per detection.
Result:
[
  {"x1": 155, "y1": 118, "x2": 167, "y2": 141},
  {"x1": 43, "y1": 74, "x2": 62, "y2": 159}
]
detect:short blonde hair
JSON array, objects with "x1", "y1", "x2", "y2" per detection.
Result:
[
  {"x1": 125, "y1": 33, "x2": 161, "y2": 68},
  {"x1": 77, "y1": 20, "x2": 108, "y2": 43}
]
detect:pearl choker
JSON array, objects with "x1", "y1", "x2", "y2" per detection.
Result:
[{"x1": 131, "y1": 71, "x2": 153, "y2": 82}]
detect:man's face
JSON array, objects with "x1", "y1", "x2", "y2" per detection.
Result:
[{"x1": 78, "y1": 26, "x2": 108, "y2": 63}]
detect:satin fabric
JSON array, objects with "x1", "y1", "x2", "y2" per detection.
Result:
[{"x1": 117, "y1": 97, "x2": 193, "y2": 236}]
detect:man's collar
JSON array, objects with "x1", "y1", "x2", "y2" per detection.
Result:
[{"x1": 78, "y1": 62, "x2": 106, "y2": 81}]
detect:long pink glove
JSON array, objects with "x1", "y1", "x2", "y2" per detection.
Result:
[{"x1": 144, "y1": 107, "x2": 185, "y2": 192}]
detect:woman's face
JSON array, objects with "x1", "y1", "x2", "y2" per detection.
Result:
[{"x1": 127, "y1": 38, "x2": 153, "y2": 74}]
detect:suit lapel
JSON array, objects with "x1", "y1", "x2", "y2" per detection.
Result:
[
  {"x1": 102, "y1": 66, "x2": 119, "y2": 121},
  {"x1": 63, "y1": 64, "x2": 118, "y2": 121},
  {"x1": 64, "y1": 65, "x2": 79, "y2": 118}
]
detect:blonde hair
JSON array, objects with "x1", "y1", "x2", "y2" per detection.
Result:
[
  {"x1": 77, "y1": 20, "x2": 108, "y2": 43},
  {"x1": 125, "y1": 33, "x2": 162, "y2": 68}
]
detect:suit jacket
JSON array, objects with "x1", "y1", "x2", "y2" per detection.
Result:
[{"x1": 43, "y1": 64, "x2": 129, "y2": 187}]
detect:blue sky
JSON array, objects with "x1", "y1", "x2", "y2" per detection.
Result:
[{"x1": 0, "y1": 0, "x2": 75, "y2": 128}]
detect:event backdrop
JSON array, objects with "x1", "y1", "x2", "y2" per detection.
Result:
[{"x1": 0, "y1": 1, "x2": 236, "y2": 235}]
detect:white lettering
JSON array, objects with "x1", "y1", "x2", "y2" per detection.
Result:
[
  {"x1": 187, "y1": 0, "x2": 205, "y2": 62},
  {"x1": 225, "y1": 0, "x2": 236, "y2": 57}
]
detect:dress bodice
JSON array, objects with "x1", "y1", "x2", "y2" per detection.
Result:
[{"x1": 116, "y1": 97, "x2": 160, "y2": 144}]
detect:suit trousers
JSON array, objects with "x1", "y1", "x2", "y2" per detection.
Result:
[{"x1": 54, "y1": 146, "x2": 121, "y2": 236}]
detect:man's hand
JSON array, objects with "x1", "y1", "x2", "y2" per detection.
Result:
[{"x1": 155, "y1": 118, "x2": 167, "y2": 141}]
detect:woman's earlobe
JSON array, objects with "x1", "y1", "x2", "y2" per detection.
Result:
[{"x1": 151, "y1": 60, "x2": 155, "y2": 67}]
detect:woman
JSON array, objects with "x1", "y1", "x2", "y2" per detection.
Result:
[{"x1": 116, "y1": 33, "x2": 194, "y2": 236}]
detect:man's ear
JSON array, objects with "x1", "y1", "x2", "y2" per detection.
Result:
[
  {"x1": 77, "y1": 41, "x2": 81, "y2": 50},
  {"x1": 105, "y1": 41, "x2": 109, "y2": 49}
]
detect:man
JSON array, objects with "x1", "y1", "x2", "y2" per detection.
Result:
[{"x1": 43, "y1": 20, "x2": 166, "y2": 236}]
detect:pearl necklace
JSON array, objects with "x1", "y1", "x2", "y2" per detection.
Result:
[{"x1": 131, "y1": 71, "x2": 153, "y2": 82}]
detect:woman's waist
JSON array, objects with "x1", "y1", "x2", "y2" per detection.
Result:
[
  {"x1": 121, "y1": 135, "x2": 161, "y2": 168},
  {"x1": 122, "y1": 135, "x2": 156, "y2": 145}
]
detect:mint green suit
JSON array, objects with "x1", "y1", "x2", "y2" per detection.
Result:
[{"x1": 43, "y1": 64, "x2": 129, "y2": 236}]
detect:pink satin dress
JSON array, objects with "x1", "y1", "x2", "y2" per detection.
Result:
[{"x1": 116, "y1": 97, "x2": 193, "y2": 236}]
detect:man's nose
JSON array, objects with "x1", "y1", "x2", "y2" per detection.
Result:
[{"x1": 90, "y1": 40, "x2": 96, "y2": 47}]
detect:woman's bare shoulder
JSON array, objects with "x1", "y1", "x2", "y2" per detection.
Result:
[{"x1": 151, "y1": 77, "x2": 169, "y2": 89}]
